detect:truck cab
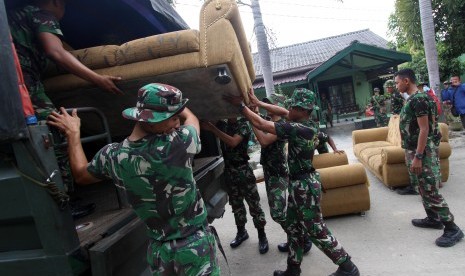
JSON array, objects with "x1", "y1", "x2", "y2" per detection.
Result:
[{"x1": 0, "y1": 0, "x2": 254, "y2": 274}]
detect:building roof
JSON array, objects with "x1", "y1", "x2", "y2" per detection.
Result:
[{"x1": 252, "y1": 29, "x2": 389, "y2": 78}]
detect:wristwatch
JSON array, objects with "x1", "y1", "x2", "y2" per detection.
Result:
[
  {"x1": 415, "y1": 152, "x2": 424, "y2": 160},
  {"x1": 238, "y1": 102, "x2": 246, "y2": 113}
]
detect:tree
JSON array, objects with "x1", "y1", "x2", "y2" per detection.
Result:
[
  {"x1": 389, "y1": 0, "x2": 465, "y2": 81},
  {"x1": 238, "y1": 0, "x2": 275, "y2": 97},
  {"x1": 419, "y1": 0, "x2": 440, "y2": 99}
]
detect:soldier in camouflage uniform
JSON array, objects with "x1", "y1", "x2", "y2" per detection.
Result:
[
  {"x1": 201, "y1": 118, "x2": 269, "y2": 254},
  {"x1": 395, "y1": 69, "x2": 464, "y2": 248},
  {"x1": 252, "y1": 96, "x2": 313, "y2": 255},
  {"x1": 8, "y1": 0, "x2": 121, "y2": 196},
  {"x1": 48, "y1": 83, "x2": 220, "y2": 275},
  {"x1": 370, "y1": 87, "x2": 389, "y2": 127},
  {"x1": 234, "y1": 88, "x2": 359, "y2": 276},
  {"x1": 385, "y1": 79, "x2": 404, "y2": 115},
  {"x1": 315, "y1": 131, "x2": 344, "y2": 155}
]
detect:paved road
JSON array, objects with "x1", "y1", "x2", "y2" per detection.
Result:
[{"x1": 212, "y1": 123, "x2": 465, "y2": 276}]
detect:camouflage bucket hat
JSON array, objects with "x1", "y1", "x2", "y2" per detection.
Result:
[
  {"x1": 384, "y1": 80, "x2": 395, "y2": 88},
  {"x1": 288, "y1": 88, "x2": 319, "y2": 110},
  {"x1": 122, "y1": 83, "x2": 188, "y2": 123}
]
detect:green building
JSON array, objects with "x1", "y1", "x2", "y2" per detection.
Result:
[{"x1": 252, "y1": 29, "x2": 411, "y2": 119}]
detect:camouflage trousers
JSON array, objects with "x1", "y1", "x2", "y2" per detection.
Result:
[
  {"x1": 263, "y1": 166, "x2": 288, "y2": 228},
  {"x1": 374, "y1": 111, "x2": 388, "y2": 127},
  {"x1": 31, "y1": 80, "x2": 74, "y2": 193},
  {"x1": 147, "y1": 228, "x2": 220, "y2": 276},
  {"x1": 285, "y1": 172, "x2": 349, "y2": 266},
  {"x1": 405, "y1": 146, "x2": 454, "y2": 222},
  {"x1": 224, "y1": 164, "x2": 266, "y2": 229}
]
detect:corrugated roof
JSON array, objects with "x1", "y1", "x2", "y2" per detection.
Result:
[{"x1": 252, "y1": 29, "x2": 389, "y2": 77}]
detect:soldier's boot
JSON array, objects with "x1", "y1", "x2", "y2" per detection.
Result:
[
  {"x1": 412, "y1": 210, "x2": 444, "y2": 230},
  {"x1": 396, "y1": 185, "x2": 419, "y2": 195},
  {"x1": 273, "y1": 263, "x2": 301, "y2": 276},
  {"x1": 277, "y1": 239, "x2": 312, "y2": 254},
  {"x1": 329, "y1": 258, "x2": 360, "y2": 276},
  {"x1": 435, "y1": 222, "x2": 464, "y2": 247},
  {"x1": 258, "y1": 228, "x2": 269, "y2": 254},
  {"x1": 230, "y1": 226, "x2": 249, "y2": 248}
]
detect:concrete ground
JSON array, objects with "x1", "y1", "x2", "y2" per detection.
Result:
[{"x1": 211, "y1": 121, "x2": 465, "y2": 276}]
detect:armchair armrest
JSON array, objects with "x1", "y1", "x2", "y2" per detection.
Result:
[
  {"x1": 381, "y1": 146, "x2": 405, "y2": 165},
  {"x1": 313, "y1": 152, "x2": 348, "y2": 169},
  {"x1": 352, "y1": 127, "x2": 389, "y2": 145}
]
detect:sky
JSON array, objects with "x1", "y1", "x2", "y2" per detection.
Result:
[{"x1": 174, "y1": 0, "x2": 396, "y2": 52}]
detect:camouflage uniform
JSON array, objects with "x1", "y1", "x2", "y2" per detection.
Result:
[
  {"x1": 391, "y1": 91, "x2": 405, "y2": 115},
  {"x1": 385, "y1": 80, "x2": 404, "y2": 115},
  {"x1": 217, "y1": 119, "x2": 267, "y2": 229},
  {"x1": 320, "y1": 98, "x2": 332, "y2": 127},
  {"x1": 8, "y1": 5, "x2": 73, "y2": 191},
  {"x1": 315, "y1": 131, "x2": 330, "y2": 154},
  {"x1": 370, "y1": 94, "x2": 389, "y2": 127},
  {"x1": 260, "y1": 117, "x2": 288, "y2": 227},
  {"x1": 400, "y1": 91, "x2": 454, "y2": 223},
  {"x1": 88, "y1": 84, "x2": 219, "y2": 275},
  {"x1": 276, "y1": 89, "x2": 349, "y2": 267}
]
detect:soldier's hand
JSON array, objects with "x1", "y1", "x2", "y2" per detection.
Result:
[
  {"x1": 47, "y1": 107, "x2": 81, "y2": 138},
  {"x1": 248, "y1": 88, "x2": 260, "y2": 106},
  {"x1": 96, "y1": 75, "x2": 124, "y2": 95},
  {"x1": 334, "y1": 149, "x2": 345, "y2": 154},
  {"x1": 410, "y1": 158, "x2": 423, "y2": 175}
]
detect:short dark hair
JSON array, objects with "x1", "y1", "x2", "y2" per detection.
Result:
[
  {"x1": 395, "y1": 69, "x2": 416, "y2": 84},
  {"x1": 451, "y1": 75, "x2": 461, "y2": 80}
]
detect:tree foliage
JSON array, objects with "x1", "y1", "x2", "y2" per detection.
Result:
[{"x1": 389, "y1": 0, "x2": 465, "y2": 80}]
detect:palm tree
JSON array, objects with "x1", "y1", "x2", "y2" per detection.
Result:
[
  {"x1": 238, "y1": 0, "x2": 275, "y2": 97},
  {"x1": 419, "y1": 0, "x2": 441, "y2": 101}
]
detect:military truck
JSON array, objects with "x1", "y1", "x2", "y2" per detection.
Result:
[{"x1": 0, "y1": 0, "x2": 258, "y2": 274}]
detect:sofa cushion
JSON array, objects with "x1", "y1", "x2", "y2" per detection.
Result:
[
  {"x1": 386, "y1": 115, "x2": 401, "y2": 146},
  {"x1": 313, "y1": 152, "x2": 348, "y2": 169},
  {"x1": 116, "y1": 30, "x2": 200, "y2": 65},
  {"x1": 318, "y1": 164, "x2": 368, "y2": 190},
  {"x1": 353, "y1": 141, "x2": 392, "y2": 157}
]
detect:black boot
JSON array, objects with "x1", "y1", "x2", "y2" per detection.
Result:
[
  {"x1": 273, "y1": 263, "x2": 301, "y2": 276},
  {"x1": 277, "y1": 242, "x2": 289, "y2": 252},
  {"x1": 435, "y1": 222, "x2": 464, "y2": 247},
  {"x1": 70, "y1": 199, "x2": 96, "y2": 220},
  {"x1": 412, "y1": 217, "x2": 444, "y2": 229},
  {"x1": 277, "y1": 240, "x2": 312, "y2": 254},
  {"x1": 258, "y1": 228, "x2": 269, "y2": 254},
  {"x1": 230, "y1": 226, "x2": 249, "y2": 248},
  {"x1": 412, "y1": 209, "x2": 444, "y2": 229},
  {"x1": 329, "y1": 259, "x2": 360, "y2": 276},
  {"x1": 396, "y1": 185, "x2": 419, "y2": 195}
]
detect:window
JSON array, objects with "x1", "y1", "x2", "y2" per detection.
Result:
[{"x1": 318, "y1": 77, "x2": 357, "y2": 113}]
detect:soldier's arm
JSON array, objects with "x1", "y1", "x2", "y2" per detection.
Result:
[
  {"x1": 179, "y1": 108, "x2": 199, "y2": 135},
  {"x1": 327, "y1": 135, "x2": 344, "y2": 154},
  {"x1": 200, "y1": 122, "x2": 243, "y2": 148},
  {"x1": 38, "y1": 32, "x2": 123, "y2": 95},
  {"x1": 248, "y1": 89, "x2": 289, "y2": 117},
  {"x1": 240, "y1": 106, "x2": 277, "y2": 135},
  {"x1": 252, "y1": 126, "x2": 278, "y2": 147},
  {"x1": 47, "y1": 108, "x2": 100, "y2": 185}
]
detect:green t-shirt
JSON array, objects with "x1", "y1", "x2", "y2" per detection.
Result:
[
  {"x1": 399, "y1": 91, "x2": 441, "y2": 150},
  {"x1": 260, "y1": 118, "x2": 288, "y2": 175},
  {"x1": 217, "y1": 119, "x2": 251, "y2": 167},
  {"x1": 87, "y1": 126, "x2": 207, "y2": 242},
  {"x1": 275, "y1": 120, "x2": 317, "y2": 176},
  {"x1": 8, "y1": 5, "x2": 63, "y2": 85}
]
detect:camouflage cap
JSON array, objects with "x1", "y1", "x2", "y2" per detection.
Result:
[
  {"x1": 384, "y1": 80, "x2": 395, "y2": 88},
  {"x1": 122, "y1": 83, "x2": 188, "y2": 123},
  {"x1": 288, "y1": 88, "x2": 319, "y2": 111}
]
